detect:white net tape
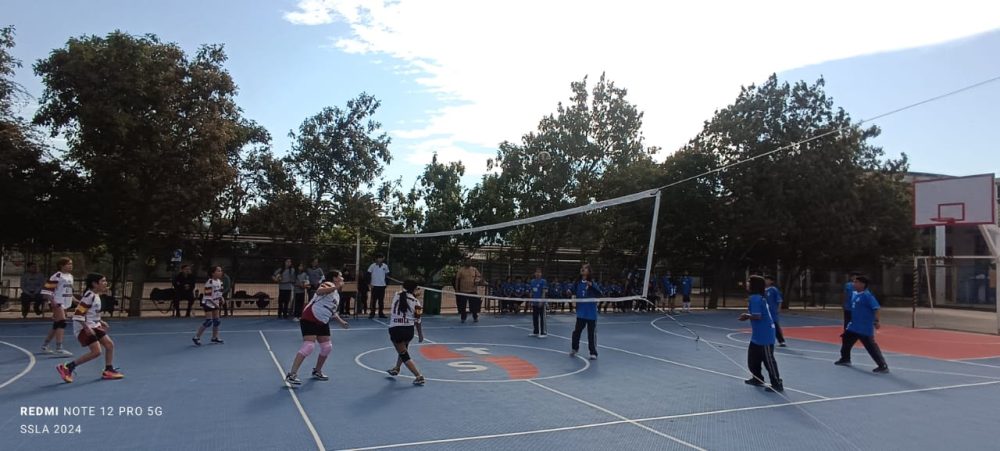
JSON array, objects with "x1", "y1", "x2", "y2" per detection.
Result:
[{"x1": 388, "y1": 188, "x2": 660, "y2": 239}]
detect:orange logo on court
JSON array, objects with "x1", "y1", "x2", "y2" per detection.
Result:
[{"x1": 419, "y1": 344, "x2": 540, "y2": 379}]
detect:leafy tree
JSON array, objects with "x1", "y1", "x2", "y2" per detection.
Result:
[
  {"x1": 285, "y1": 93, "x2": 392, "y2": 240},
  {"x1": 390, "y1": 153, "x2": 466, "y2": 283},
  {"x1": 686, "y1": 75, "x2": 914, "y2": 304},
  {"x1": 467, "y1": 73, "x2": 659, "y2": 272},
  {"x1": 0, "y1": 26, "x2": 85, "y2": 257},
  {"x1": 33, "y1": 31, "x2": 254, "y2": 315}
]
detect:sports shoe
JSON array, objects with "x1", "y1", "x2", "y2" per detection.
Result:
[
  {"x1": 744, "y1": 378, "x2": 765, "y2": 386},
  {"x1": 41, "y1": 345, "x2": 52, "y2": 354},
  {"x1": 57, "y1": 363, "x2": 74, "y2": 383},
  {"x1": 211, "y1": 337, "x2": 224, "y2": 344},
  {"x1": 102, "y1": 369, "x2": 124, "y2": 380},
  {"x1": 192, "y1": 337, "x2": 202, "y2": 346},
  {"x1": 539, "y1": 334, "x2": 547, "y2": 338},
  {"x1": 285, "y1": 373, "x2": 302, "y2": 385},
  {"x1": 873, "y1": 366, "x2": 890, "y2": 374},
  {"x1": 412, "y1": 376, "x2": 426, "y2": 386},
  {"x1": 569, "y1": 350, "x2": 577, "y2": 358},
  {"x1": 834, "y1": 359, "x2": 851, "y2": 366},
  {"x1": 766, "y1": 384, "x2": 784, "y2": 393},
  {"x1": 54, "y1": 348, "x2": 73, "y2": 356},
  {"x1": 311, "y1": 370, "x2": 329, "y2": 381},
  {"x1": 529, "y1": 333, "x2": 538, "y2": 337},
  {"x1": 778, "y1": 343, "x2": 787, "y2": 348},
  {"x1": 589, "y1": 354, "x2": 598, "y2": 360},
  {"x1": 386, "y1": 368, "x2": 400, "y2": 376}
]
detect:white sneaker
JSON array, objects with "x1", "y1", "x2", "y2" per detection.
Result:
[
  {"x1": 55, "y1": 349, "x2": 73, "y2": 356},
  {"x1": 589, "y1": 354, "x2": 598, "y2": 360},
  {"x1": 569, "y1": 350, "x2": 577, "y2": 357},
  {"x1": 41, "y1": 345, "x2": 52, "y2": 354},
  {"x1": 539, "y1": 334, "x2": 547, "y2": 338},
  {"x1": 529, "y1": 333, "x2": 538, "y2": 337}
]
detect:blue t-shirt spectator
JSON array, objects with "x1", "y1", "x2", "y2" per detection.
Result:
[
  {"x1": 748, "y1": 294, "x2": 776, "y2": 345},
  {"x1": 530, "y1": 278, "x2": 548, "y2": 307},
  {"x1": 574, "y1": 279, "x2": 602, "y2": 321},
  {"x1": 662, "y1": 276, "x2": 675, "y2": 296},
  {"x1": 846, "y1": 290, "x2": 881, "y2": 337},
  {"x1": 501, "y1": 281, "x2": 513, "y2": 297},
  {"x1": 681, "y1": 276, "x2": 693, "y2": 296},
  {"x1": 765, "y1": 286, "x2": 783, "y2": 321},
  {"x1": 561, "y1": 282, "x2": 574, "y2": 298},
  {"x1": 547, "y1": 282, "x2": 562, "y2": 299}
]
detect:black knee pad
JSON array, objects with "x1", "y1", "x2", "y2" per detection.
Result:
[{"x1": 399, "y1": 351, "x2": 411, "y2": 363}]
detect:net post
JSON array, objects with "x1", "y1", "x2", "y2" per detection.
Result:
[
  {"x1": 912, "y1": 256, "x2": 918, "y2": 329},
  {"x1": 355, "y1": 230, "x2": 361, "y2": 282},
  {"x1": 641, "y1": 191, "x2": 662, "y2": 299}
]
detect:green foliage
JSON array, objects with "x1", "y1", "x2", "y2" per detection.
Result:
[
  {"x1": 33, "y1": 31, "x2": 247, "y2": 252},
  {"x1": 466, "y1": 73, "x2": 660, "y2": 270},
  {"x1": 32, "y1": 31, "x2": 259, "y2": 313},
  {"x1": 285, "y1": 93, "x2": 392, "y2": 236},
  {"x1": 0, "y1": 26, "x2": 86, "y2": 252},
  {"x1": 683, "y1": 75, "x2": 915, "y2": 301},
  {"x1": 390, "y1": 153, "x2": 467, "y2": 281}
]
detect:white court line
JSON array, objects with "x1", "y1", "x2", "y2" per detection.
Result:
[
  {"x1": 526, "y1": 379, "x2": 705, "y2": 450},
  {"x1": 656, "y1": 323, "x2": 1000, "y2": 381},
  {"x1": 630, "y1": 379, "x2": 1000, "y2": 423},
  {"x1": 0, "y1": 320, "x2": 655, "y2": 339},
  {"x1": 337, "y1": 420, "x2": 630, "y2": 450},
  {"x1": 509, "y1": 325, "x2": 828, "y2": 400},
  {"x1": 951, "y1": 360, "x2": 1000, "y2": 370},
  {"x1": 258, "y1": 331, "x2": 324, "y2": 451},
  {"x1": 339, "y1": 378, "x2": 1000, "y2": 451},
  {"x1": 0, "y1": 340, "x2": 36, "y2": 390}
]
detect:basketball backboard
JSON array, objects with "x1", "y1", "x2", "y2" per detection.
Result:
[{"x1": 913, "y1": 173, "x2": 996, "y2": 227}]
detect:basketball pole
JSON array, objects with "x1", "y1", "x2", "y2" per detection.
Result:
[{"x1": 978, "y1": 224, "x2": 1000, "y2": 334}]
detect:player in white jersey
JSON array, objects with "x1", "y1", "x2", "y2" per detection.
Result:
[
  {"x1": 41, "y1": 257, "x2": 75, "y2": 356},
  {"x1": 285, "y1": 271, "x2": 350, "y2": 385},
  {"x1": 57, "y1": 273, "x2": 124, "y2": 383},
  {"x1": 193, "y1": 266, "x2": 226, "y2": 346},
  {"x1": 385, "y1": 280, "x2": 425, "y2": 385}
]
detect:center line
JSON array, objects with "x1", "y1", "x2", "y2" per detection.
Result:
[
  {"x1": 526, "y1": 379, "x2": 705, "y2": 450},
  {"x1": 258, "y1": 330, "x2": 324, "y2": 451}
]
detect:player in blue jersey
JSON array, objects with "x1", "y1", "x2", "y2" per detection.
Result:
[
  {"x1": 739, "y1": 275, "x2": 783, "y2": 392},
  {"x1": 529, "y1": 268, "x2": 549, "y2": 337}
]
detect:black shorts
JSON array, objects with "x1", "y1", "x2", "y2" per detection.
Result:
[
  {"x1": 77, "y1": 327, "x2": 107, "y2": 347},
  {"x1": 300, "y1": 319, "x2": 331, "y2": 337},
  {"x1": 388, "y1": 326, "x2": 415, "y2": 344},
  {"x1": 202, "y1": 306, "x2": 218, "y2": 313}
]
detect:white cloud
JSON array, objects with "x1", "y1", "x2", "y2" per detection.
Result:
[
  {"x1": 283, "y1": 0, "x2": 337, "y2": 25},
  {"x1": 285, "y1": 0, "x2": 1000, "y2": 169}
]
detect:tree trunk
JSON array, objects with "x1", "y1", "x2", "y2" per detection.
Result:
[
  {"x1": 781, "y1": 267, "x2": 802, "y2": 309},
  {"x1": 128, "y1": 250, "x2": 148, "y2": 317},
  {"x1": 707, "y1": 264, "x2": 725, "y2": 309}
]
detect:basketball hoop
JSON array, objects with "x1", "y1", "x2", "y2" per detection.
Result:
[{"x1": 929, "y1": 217, "x2": 958, "y2": 225}]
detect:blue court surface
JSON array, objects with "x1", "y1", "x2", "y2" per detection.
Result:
[{"x1": 2, "y1": 311, "x2": 999, "y2": 450}]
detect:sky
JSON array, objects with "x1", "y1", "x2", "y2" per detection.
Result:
[{"x1": 6, "y1": 1, "x2": 1000, "y2": 193}]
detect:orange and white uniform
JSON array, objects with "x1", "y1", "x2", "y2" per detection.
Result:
[{"x1": 41, "y1": 271, "x2": 75, "y2": 309}]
